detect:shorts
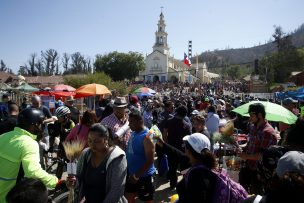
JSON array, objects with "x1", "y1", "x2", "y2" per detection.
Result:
[{"x1": 125, "y1": 175, "x2": 155, "y2": 201}]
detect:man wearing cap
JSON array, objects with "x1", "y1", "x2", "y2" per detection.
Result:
[
  {"x1": 279, "y1": 98, "x2": 298, "y2": 145},
  {"x1": 244, "y1": 151, "x2": 304, "y2": 203},
  {"x1": 101, "y1": 97, "x2": 131, "y2": 151},
  {"x1": 129, "y1": 95, "x2": 141, "y2": 112},
  {"x1": 239, "y1": 103, "x2": 277, "y2": 194},
  {"x1": 64, "y1": 96, "x2": 80, "y2": 124},
  {"x1": 143, "y1": 100, "x2": 154, "y2": 129}
]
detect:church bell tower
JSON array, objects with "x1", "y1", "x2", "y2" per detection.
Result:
[{"x1": 153, "y1": 11, "x2": 169, "y2": 55}]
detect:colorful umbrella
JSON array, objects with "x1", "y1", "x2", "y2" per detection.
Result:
[
  {"x1": 54, "y1": 84, "x2": 76, "y2": 92},
  {"x1": 133, "y1": 87, "x2": 156, "y2": 94},
  {"x1": 75, "y1": 83, "x2": 111, "y2": 97},
  {"x1": 232, "y1": 101, "x2": 298, "y2": 124},
  {"x1": 75, "y1": 83, "x2": 111, "y2": 110},
  {"x1": 137, "y1": 92, "x2": 154, "y2": 97}
]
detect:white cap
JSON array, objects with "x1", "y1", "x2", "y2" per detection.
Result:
[
  {"x1": 183, "y1": 133, "x2": 211, "y2": 153},
  {"x1": 219, "y1": 119, "x2": 227, "y2": 127},
  {"x1": 191, "y1": 110, "x2": 199, "y2": 115}
]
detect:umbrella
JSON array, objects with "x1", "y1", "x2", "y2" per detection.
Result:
[
  {"x1": 137, "y1": 92, "x2": 154, "y2": 97},
  {"x1": 14, "y1": 83, "x2": 39, "y2": 92},
  {"x1": 232, "y1": 101, "x2": 298, "y2": 124},
  {"x1": 54, "y1": 84, "x2": 76, "y2": 92},
  {"x1": 75, "y1": 83, "x2": 111, "y2": 96},
  {"x1": 133, "y1": 87, "x2": 156, "y2": 94},
  {"x1": 75, "y1": 83, "x2": 111, "y2": 110}
]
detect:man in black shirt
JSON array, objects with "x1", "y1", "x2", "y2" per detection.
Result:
[
  {"x1": 0, "y1": 103, "x2": 19, "y2": 135},
  {"x1": 163, "y1": 105, "x2": 192, "y2": 188}
]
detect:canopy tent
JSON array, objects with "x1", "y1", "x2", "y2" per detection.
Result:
[
  {"x1": 33, "y1": 91, "x2": 75, "y2": 100},
  {"x1": 276, "y1": 90, "x2": 304, "y2": 101},
  {"x1": 14, "y1": 83, "x2": 39, "y2": 92},
  {"x1": 0, "y1": 83, "x2": 12, "y2": 91}
]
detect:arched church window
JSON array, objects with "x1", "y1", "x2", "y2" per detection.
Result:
[
  {"x1": 160, "y1": 37, "x2": 163, "y2": 44},
  {"x1": 159, "y1": 26, "x2": 162, "y2": 32}
]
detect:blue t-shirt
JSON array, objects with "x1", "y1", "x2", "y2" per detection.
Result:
[{"x1": 126, "y1": 128, "x2": 155, "y2": 177}]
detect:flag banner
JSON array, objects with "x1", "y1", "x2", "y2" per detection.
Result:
[{"x1": 184, "y1": 53, "x2": 191, "y2": 67}]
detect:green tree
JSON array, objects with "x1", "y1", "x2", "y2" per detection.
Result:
[
  {"x1": 94, "y1": 51, "x2": 145, "y2": 81},
  {"x1": 0, "y1": 60, "x2": 8, "y2": 72},
  {"x1": 70, "y1": 52, "x2": 86, "y2": 74},
  {"x1": 42, "y1": 49, "x2": 59, "y2": 75},
  {"x1": 62, "y1": 53, "x2": 70, "y2": 74},
  {"x1": 63, "y1": 72, "x2": 127, "y2": 95},
  {"x1": 226, "y1": 65, "x2": 241, "y2": 80},
  {"x1": 273, "y1": 26, "x2": 299, "y2": 82}
]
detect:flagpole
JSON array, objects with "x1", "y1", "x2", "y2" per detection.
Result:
[{"x1": 196, "y1": 53, "x2": 198, "y2": 78}]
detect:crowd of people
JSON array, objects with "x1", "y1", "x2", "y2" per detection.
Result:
[{"x1": 0, "y1": 81, "x2": 304, "y2": 203}]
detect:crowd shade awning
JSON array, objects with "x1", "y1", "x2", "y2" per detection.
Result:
[
  {"x1": 54, "y1": 84, "x2": 76, "y2": 92},
  {"x1": 75, "y1": 83, "x2": 111, "y2": 97},
  {"x1": 33, "y1": 91, "x2": 75, "y2": 99},
  {"x1": 0, "y1": 83, "x2": 12, "y2": 90},
  {"x1": 14, "y1": 83, "x2": 39, "y2": 92},
  {"x1": 232, "y1": 101, "x2": 298, "y2": 124}
]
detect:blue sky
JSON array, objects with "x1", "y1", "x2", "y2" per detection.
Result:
[{"x1": 1, "y1": 0, "x2": 304, "y2": 73}]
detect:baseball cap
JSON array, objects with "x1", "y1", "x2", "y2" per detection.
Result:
[
  {"x1": 276, "y1": 151, "x2": 304, "y2": 177},
  {"x1": 183, "y1": 133, "x2": 211, "y2": 154},
  {"x1": 283, "y1": 97, "x2": 298, "y2": 106},
  {"x1": 191, "y1": 110, "x2": 199, "y2": 115}
]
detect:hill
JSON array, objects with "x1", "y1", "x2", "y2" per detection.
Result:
[{"x1": 198, "y1": 24, "x2": 304, "y2": 69}]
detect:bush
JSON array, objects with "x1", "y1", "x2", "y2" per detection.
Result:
[{"x1": 63, "y1": 72, "x2": 127, "y2": 95}]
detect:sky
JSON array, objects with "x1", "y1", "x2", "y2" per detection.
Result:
[{"x1": 0, "y1": 0, "x2": 304, "y2": 73}]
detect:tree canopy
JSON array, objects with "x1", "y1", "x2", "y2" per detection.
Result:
[
  {"x1": 259, "y1": 26, "x2": 304, "y2": 83},
  {"x1": 63, "y1": 72, "x2": 127, "y2": 95},
  {"x1": 94, "y1": 51, "x2": 145, "y2": 81}
]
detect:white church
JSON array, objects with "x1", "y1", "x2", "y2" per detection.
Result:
[{"x1": 139, "y1": 12, "x2": 219, "y2": 83}]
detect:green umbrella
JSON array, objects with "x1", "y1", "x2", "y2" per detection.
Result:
[
  {"x1": 232, "y1": 101, "x2": 298, "y2": 124},
  {"x1": 14, "y1": 83, "x2": 39, "y2": 92}
]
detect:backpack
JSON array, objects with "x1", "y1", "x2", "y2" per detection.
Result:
[{"x1": 185, "y1": 165, "x2": 248, "y2": 203}]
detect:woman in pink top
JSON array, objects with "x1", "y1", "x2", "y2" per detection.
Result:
[{"x1": 66, "y1": 110, "x2": 98, "y2": 147}]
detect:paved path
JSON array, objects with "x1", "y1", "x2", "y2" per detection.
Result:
[{"x1": 135, "y1": 174, "x2": 182, "y2": 203}]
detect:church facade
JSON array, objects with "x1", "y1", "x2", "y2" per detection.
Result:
[{"x1": 139, "y1": 12, "x2": 197, "y2": 83}]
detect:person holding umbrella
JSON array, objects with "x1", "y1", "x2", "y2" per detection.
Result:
[{"x1": 238, "y1": 103, "x2": 278, "y2": 194}]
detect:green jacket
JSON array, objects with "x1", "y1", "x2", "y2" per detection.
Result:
[{"x1": 0, "y1": 127, "x2": 58, "y2": 203}]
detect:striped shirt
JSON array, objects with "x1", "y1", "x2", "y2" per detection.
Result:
[
  {"x1": 246, "y1": 121, "x2": 277, "y2": 170},
  {"x1": 101, "y1": 113, "x2": 131, "y2": 151}
]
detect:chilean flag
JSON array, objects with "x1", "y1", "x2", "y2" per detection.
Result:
[{"x1": 184, "y1": 53, "x2": 191, "y2": 67}]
